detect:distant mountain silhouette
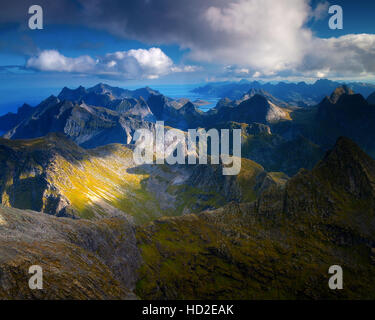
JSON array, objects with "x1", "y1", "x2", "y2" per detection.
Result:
[
  {"x1": 192, "y1": 78, "x2": 375, "y2": 106},
  {"x1": 0, "y1": 103, "x2": 34, "y2": 132}
]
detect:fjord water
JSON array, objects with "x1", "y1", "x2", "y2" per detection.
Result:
[{"x1": 134, "y1": 84, "x2": 220, "y2": 111}]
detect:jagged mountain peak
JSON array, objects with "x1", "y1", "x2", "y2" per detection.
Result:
[
  {"x1": 20, "y1": 102, "x2": 32, "y2": 109},
  {"x1": 131, "y1": 87, "x2": 160, "y2": 100},
  {"x1": 235, "y1": 94, "x2": 291, "y2": 123},
  {"x1": 262, "y1": 136, "x2": 375, "y2": 238},
  {"x1": 318, "y1": 85, "x2": 366, "y2": 109},
  {"x1": 32, "y1": 95, "x2": 60, "y2": 113},
  {"x1": 60, "y1": 85, "x2": 86, "y2": 93},
  {"x1": 58, "y1": 86, "x2": 87, "y2": 101},
  {"x1": 180, "y1": 101, "x2": 196, "y2": 110},
  {"x1": 323, "y1": 136, "x2": 366, "y2": 160},
  {"x1": 241, "y1": 88, "x2": 289, "y2": 108},
  {"x1": 321, "y1": 136, "x2": 373, "y2": 166},
  {"x1": 213, "y1": 97, "x2": 235, "y2": 110},
  {"x1": 206, "y1": 90, "x2": 292, "y2": 126},
  {"x1": 329, "y1": 85, "x2": 355, "y2": 103},
  {"x1": 313, "y1": 136, "x2": 375, "y2": 198},
  {"x1": 247, "y1": 93, "x2": 270, "y2": 105},
  {"x1": 44, "y1": 94, "x2": 59, "y2": 103},
  {"x1": 314, "y1": 78, "x2": 335, "y2": 85},
  {"x1": 177, "y1": 101, "x2": 202, "y2": 119},
  {"x1": 248, "y1": 88, "x2": 269, "y2": 96},
  {"x1": 87, "y1": 83, "x2": 119, "y2": 94},
  {"x1": 91, "y1": 82, "x2": 107, "y2": 89},
  {"x1": 239, "y1": 88, "x2": 270, "y2": 102},
  {"x1": 18, "y1": 103, "x2": 33, "y2": 114}
]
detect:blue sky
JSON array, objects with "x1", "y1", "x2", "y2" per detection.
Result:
[{"x1": 0, "y1": 0, "x2": 375, "y2": 112}]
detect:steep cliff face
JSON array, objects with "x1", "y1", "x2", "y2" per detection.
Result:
[
  {"x1": 135, "y1": 137, "x2": 375, "y2": 299},
  {"x1": 0, "y1": 205, "x2": 140, "y2": 299}
]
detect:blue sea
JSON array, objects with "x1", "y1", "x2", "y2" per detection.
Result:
[{"x1": 150, "y1": 84, "x2": 220, "y2": 111}]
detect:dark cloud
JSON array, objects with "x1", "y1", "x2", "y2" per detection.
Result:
[
  {"x1": 77, "y1": 0, "x2": 229, "y2": 50},
  {"x1": 0, "y1": 0, "x2": 81, "y2": 27},
  {"x1": 0, "y1": 0, "x2": 220, "y2": 45}
]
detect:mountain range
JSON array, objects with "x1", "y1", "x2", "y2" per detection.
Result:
[
  {"x1": 1, "y1": 82, "x2": 375, "y2": 299},
  {"x1": 192, "y1": 78, "x2": 375, "y2": 106},
  {"x1": 136, "y1": 137, "x2": 375, "y2": 299},
  {"x1": 1, "y1": 136, "x2": 375, "y2": 299},
  {"x1": 3, "y1": 82, "x2": 375, "y2": 177}
]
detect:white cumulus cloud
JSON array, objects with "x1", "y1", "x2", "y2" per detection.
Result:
[
  {"x1": 26, "y1": 47, "x2": 198, "y2": 80},
  {"x1": 301, "y1": 34, "x2": 375, "y2": 77},
  {"x1": 195, "y1": 0, "x2": 312, "y2": 74},
  {"x1": 26, "y1": 50, "x2": 96, "y2": 72}
]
